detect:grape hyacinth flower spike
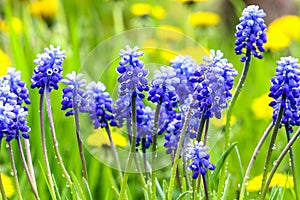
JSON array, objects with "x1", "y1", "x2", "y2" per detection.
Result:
[
  {"x1": 85, "y1": 81, "x2": 122, "y2": 180},
  {"x1": 235, "y1": 5, "x2": 267, "y2": 62},
  {"x1": 61, "y1": 71, "x2": 89, "y2": 180},
  {"x1": 260, "y1": 56, "x2": 300, "y2": 199},
  {"x1": 31, "y1": 45, "x2": 72, "y2": 198},
  {"x1": 0, "y1": 74, "x2": 39, "y2": 199}
]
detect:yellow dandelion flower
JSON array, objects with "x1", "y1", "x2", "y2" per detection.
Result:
[
  {"x1": 87, "y1": 127, "x2": 127, "y2": 147},
  {"x1": 0, "y1": 17, "x2": 23, "y2": 34},
  {"x1": 0, "y1": 49, "x2": 11, "y2": 76},
  {"x1": 211, "y1": 115, "x2": 237, "y2": 128},
  {"x1": 265, "y1": 15, "x2": 300, "y2": 51},
  {"x1": 251, "y1": 93, "x2": 273, "y2": 120},
  {"x1": 151, "y1": 6, "x2": 166, "y2": 20},
  {"x1": 130, "y1": 3, "x2": 152, "y2": 17},
  {"x1": 30, "y1": 0, "x2": 58, "y2": 19},
  {"x1": 189, "y1": 11, "x2": 220, "y2": 27},
  {"x1": 0, "y1": 173, "x2": 15, "y2": 198},
  {"x1": 246, "y1": 173, "x2": 294, "y2": 192}
]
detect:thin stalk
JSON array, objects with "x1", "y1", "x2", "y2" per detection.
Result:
[
  {"x1": 119, "y1": 95, "x2": 138, "y2": 200},
  {"x1": 0, "y1": 140, "x2": 8, "y2": 200},
  {"x1": 183, "y1": 150, "x2": 191, "y2": 190},
  {"x1": 152, "y1": 104, "x2": 161, "y2": 200},
  {"x1": 176, "y1": 166, "x2": 182, "y2": 193},
  {"x1": 142, "y1": 138, "x2": 149, "y2": 174},
  {"x1": 202, "y1": 174, "x2": 209, "y2": 200},
  {"x1": 225, "y1": 49, "x2": 251, "y2": 148},
  {"x1": 8, "y1": 142, "x2": 22, "y2": 200},
  {"x1": 260, "y1": 105, "x2": 284, "y2": 195},
  {"x1": 167, "y1": 106, "x2": 193, "y2": 200},
  {"x1": 73, "y1": 103, "x2": 88, "y2": 180},
  {"x1": 239, "y1": 122, "x2": 274, "y2": 200},
  {"x1": 39, "y1": 94, "x2": 56, "y2": 200},
  {"x1": 45, "y1": 89, "x2": 73, "y2": 188},
  {"x1": 284, "y1": 124, "x2": 299, "y2": 200},
  {"x1": 17, "y1": 138, "x2": 40, "y2": 200},
  {"x1": 24, "y1": 139, "x2": 37, "y2": 190},
  {"x1": 196, "y1": 114, "x2": 206, "y2": 142},
  {"x1": 219, "y1": 49, "x2": 251, "y2": 199},
  {"x1": 261, "y1": 128, "x2": 300, "y2": 200},
  {"x1": 203, "y1": 119, "x2": 210, "y2": 145},
  {"x1": 105, "y1": 125, "x2": 123, "y2": 182}
]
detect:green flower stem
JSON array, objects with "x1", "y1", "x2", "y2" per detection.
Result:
[
  {"x1": 261, "y1": 128, "x2": 300, "y2": 200},
  {"x1": 225, "y1": 49, "x2": 251, "y2": 150},
  {"x1": 8, "y1": 142, "x2": 23, "y2": 200},
  {"x1": 45, "y1": 89, "x2": 73, "y2": 188},
  {"x1": 220, "y1": 49, "x2": 251, "y2": 199},
  {"x1": 142, "y1": 138, "x2": 149, "y2": 173},
  {"x1": 0, "y1": 140, "x2": 8, "y2": 200},
  {"x1": 239, "y1": 122, "x2": 274, "y2": 200},
  {"x1": 105, "y1": 126, "x2": 123, "y2": 183},
  {"x1": 196, "y1": 113, "x2": 206, "y2": 142},
  {"x1": 16, "y1": 138, "x2": 40, "y2": 200},
  {"x1": 152, "y1": 104, "x2": 161, "y2": 200},
  {"x1": 73, "y1": 103, "x2": 88, "y2": 181},
  {"x1": 39, "y1": 94, "x2": 56, "y2": 200},
  {"x1": 202, "y1": 174, "x2": 209, "y2": 200},
  {"x1": 119, "y1": 95, "x2": 138, "y2": 200},
  {"x1": 167, "y1": 106, "x2": 193, "y2": 200},
  {"x1": 203, "y1": 119, "x2": 210, "y2": 145},
  {"x1": 24, "y1": 139, "x2": 37, "y2": 190},
  {"x1": 260, "y1": 104, "x2": 284, "y2": 197},
  {"x1": 284, "y1": 125, "x2": 299, "y2": 200},
  {"x1": 183, "y1": 151, "x2": 191, "y2": 190}
]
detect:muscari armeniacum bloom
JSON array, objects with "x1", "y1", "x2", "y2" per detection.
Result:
[
  {"x1": 186, "y1": 141, "x2": 215, "y2": 178},
  {"x1": 170, "y1": 55, "x2": 197, "y2": 104},
  {"x1": 235, "y1": 5, "x2": 267, "y2": 62},
  {"x1": 0, "y1": 77, "x2": 30, "y2": 142},
  {"x1": 190, "y1": 49, "x2": 238, "y2": 118},
  {"x1": 269, "y1": 56, "x2": 300, "y2": 133},
  {"x1": 61, "y1": 71, "x2": 88, "y2": 116},
  {"x1": 85, "y1": 81, "x2": 117, "y2": 129},
  {"x1": 116, "y1": 45, "x2": 149, "y2": 98},
  {"x1": 4, "y1": 68, "x2": 31, "y2": 108},
  {"x1": 31, "y1": 45, "x2": 65, "y2": 94}
]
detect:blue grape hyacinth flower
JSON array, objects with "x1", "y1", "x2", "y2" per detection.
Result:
[
  {"x1": 61, "y1": 71, "x2": 88, "y2": 116},
  {"x1": 190, "y1": 50, "x2": 237, "y2": 118},
  {"x1": 31, "y1": 45, "x2": 65, "y2": 94},
  {"x1": 269, "y1": 56, "x2": 300, "y2": 133},
  {"x1": 5, "y1": 68, "x2": 31, "y2": 107},
  {"x1": 148, "y1": 66, "x2": 179, "y2": 110},
  {"x1": 116, "y1": 45, "x2": 149, "y2": 98},
  {"x1": 0, "y1": 78, "x2": 30, "y2": 141},
  {"x1": 170, "y1": 55, "x2": 197, "y2": 104},
  {"x1": 186, "y1": 141, "x2": 215, "y2": 178},
  {"x1": 85, "y1": 81, "x2": 117, "y2": 129},
  {"x1": 235, "y1": 5, "x2": 267, "y2": 62}
]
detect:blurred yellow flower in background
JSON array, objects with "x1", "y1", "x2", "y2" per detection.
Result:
[
  {"x1": 0, "y1": 49, "x2": 11, "y2": 76},
  {"x1": 130, "y1": 3, "x2": 166, "y2": 20},
  {"x1": 0, "y1": 17, "x2": 23, "y2": 34},
  {"x1": 246, "y1": 173, "x2": 294, "y2": 192},
  {"x1": 251, "y1": 93, "x2": 273, "y2": 120},
  {"x1": 189, "y1": 11, "x2": 220, "y2": 27},
  {"x1": 30, "y1": 0, "x2": 58, "y2": 19},
  {"x1": 0, "y1": 173, "x2": 15, "y2": 198},
  {"x1": 157, "y1": 25, "x2": 183, "y2": 42},
  {"x1": 211, "y1": 115, "x2": 237, "y2": 128},
  {"x1": 87, "y1": 127, "x2": 127, "y2": 147},
  {"x1": 265, "y1": 16, "x2": 300, "y2": 51}
]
